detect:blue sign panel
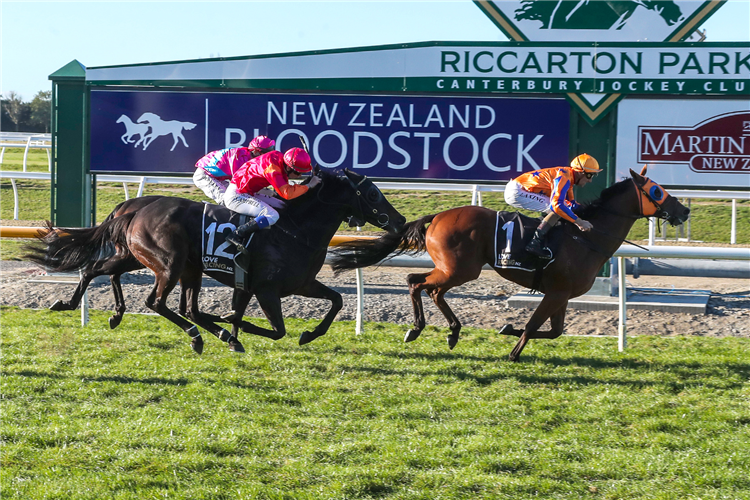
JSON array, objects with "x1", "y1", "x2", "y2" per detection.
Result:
[{"x1": 90, "y1": 90, "x2": 570, "y2": 181}]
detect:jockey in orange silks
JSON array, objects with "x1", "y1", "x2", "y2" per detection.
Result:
[
  {"x1": 223, "y1": 147, "x2": 321, "y2": 254},
  {"x1": 504, "y1": 153, "x2": 602, "y2": 257},
  {"x1": 193, "y1": 135, "x2": 276, "y2": 205}
]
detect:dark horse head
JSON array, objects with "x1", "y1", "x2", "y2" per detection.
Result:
[{"x1": 289, "y1": 167, "x2": 406, "y2": 235}]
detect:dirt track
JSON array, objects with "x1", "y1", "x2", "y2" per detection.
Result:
[{"x1": 1, "y1": 260, "x2": 748, "y2": 340}]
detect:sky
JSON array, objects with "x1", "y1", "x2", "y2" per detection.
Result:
[{"x1": 2, "y1": 0, "x2": 749, "y2": 101}]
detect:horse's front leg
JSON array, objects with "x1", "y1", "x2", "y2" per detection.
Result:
[
  {"x1": 240, "y1": 289, "x2": 287, "y2": 341},
  {"x1": 508, "y1": 293, "x2": 568, "y2": 362},
  {"x1": 180, "y1": 272, "x2": 243, "y2": 353},
  {"x1": 294, "y1": 279, "x2": 343, "y2": 346}
]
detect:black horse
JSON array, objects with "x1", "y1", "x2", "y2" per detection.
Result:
[
  {"x1": 27, "y1": 169, "x2": 406, "y2": 353},
  {"x1": 330, "y1": 168, "x2": 690, "y2": 361}
]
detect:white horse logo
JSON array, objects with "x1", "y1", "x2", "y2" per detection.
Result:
[
  {"x1": 116, "y1": 112, "x2": 197, "y2": 151},
  {"x1": 116, "y1": 114, "x2": 149, "y2": 148},
  {"x1": 136, "y1": 112, "x2": 197, "y2": 151}
]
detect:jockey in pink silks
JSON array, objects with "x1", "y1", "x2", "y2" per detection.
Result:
[
  {"x1": 192, "y1": 135, "x2": 276, "y2": 205},
  {"x1": 224, "y1": 147, "x2": 321, "y2": 254}
]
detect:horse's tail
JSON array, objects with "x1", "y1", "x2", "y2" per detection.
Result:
[
  {"x1": 24, "y1": 213, "x2": 136, "y2": 273},
  {"x1": 329, "y1": 214, "x2": 436, "y2": 274},
  {"x1": 182, "y1": 122, "x2": 197, "y2": 130}
]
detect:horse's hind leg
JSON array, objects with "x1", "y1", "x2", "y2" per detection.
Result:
[
  {"x1": 180, "y1": 269, "x2": 244, "y2": 353},
  {"x1": 108, "y1": 274, "x2": 126, "y2": 329},
  {"x1": 50, "y1": 271, "x2": 93, "y2": 311},
  {"x1": 405, "y1": 272, "x2": 429, "y2": 342},
  {"x1": 406, "y1": 269, "x2": 465, "y2": 346},
  {"x1": 144, "y1": 271, "x2": 205, "y2": 354},
  {"x1": 428, "y1": 288, "x2": 462, "y2": 350},
  {"x1": 508, "y1": 294, "x2": 568, "y2": 362}
]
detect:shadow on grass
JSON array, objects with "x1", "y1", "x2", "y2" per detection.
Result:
[
  {"x1": 5, "y1": 369, "x2": 191, "y2": 386},
  {"x1": 364, "y1": 350, "x2": 750, "y2": 389}
]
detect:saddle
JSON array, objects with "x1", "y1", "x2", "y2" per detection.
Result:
[
  {"x1": 200, "y1": 204, "x2": 253, "y2": 289},
  {"x1": 493, "y1": 212, "x2": 561, "y2": 271}
]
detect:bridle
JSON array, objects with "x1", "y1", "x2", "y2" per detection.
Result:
[
  {"x1": 598, "y1": 177, "x2": 671, "y2": 221},
  {"x1": 575, "y1": 177, "x2": 675, "y2": 253}
]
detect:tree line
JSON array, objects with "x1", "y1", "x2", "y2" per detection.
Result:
[{"x1": 1, "y1": 91, "x2": 51, "y2": 133}]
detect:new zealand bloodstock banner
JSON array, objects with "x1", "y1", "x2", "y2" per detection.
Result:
[
  {"x1": 617, "y1": 99, "x2": 750, "y2": 189},
  {"x1": 89, "y1": 90, "x2": 570, "y2": 181}
]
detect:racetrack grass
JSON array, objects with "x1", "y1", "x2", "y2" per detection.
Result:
[{"x1": 2, "y1": 307, "x2": 749, "y2": 499}]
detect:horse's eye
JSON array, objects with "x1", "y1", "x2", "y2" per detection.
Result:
[
  {"x1": 367, "y1": 188, "x2": 382, "y2": 203},
  {"x1": 649, "y1": 186, "x2": 663, "y2": 201}
]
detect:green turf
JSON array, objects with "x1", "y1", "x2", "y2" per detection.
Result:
[{"x1": 1, "y1": 307, "x2": 749, "y2": 499}]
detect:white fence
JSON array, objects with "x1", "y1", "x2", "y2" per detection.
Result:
[
  {"x1": 0, "y1": 132, "x2": 51, "y2": 172},
  {"x1": 1, "y1": 170, "x2": 747, "y2": 244}
]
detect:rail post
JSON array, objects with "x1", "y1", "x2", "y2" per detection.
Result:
[{"x1": 617, "y1": 256, "x2": 627, "y2": 351}]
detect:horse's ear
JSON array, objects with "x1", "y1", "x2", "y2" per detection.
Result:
[
  {"x1": 640, "y1": 164, "x2": 648, "y2": 176},
  {"x1": 630, "y1": 168, "x2": 645, "y2": 184}
]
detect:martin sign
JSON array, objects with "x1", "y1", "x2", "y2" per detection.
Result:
[
  {"x1": 639, "y1": 111, "x2": 749, "y2": 173},
  {"x1": 617, "y1": 100, "x2": 749, "y2": 189}
]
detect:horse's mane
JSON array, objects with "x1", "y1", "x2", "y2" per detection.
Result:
[
  {"x1": 574, "y1": 177, "x2": 633, "y2": 220},
  {"x1": 276, "y1": 169, "x2": 347, "y2": 216}
]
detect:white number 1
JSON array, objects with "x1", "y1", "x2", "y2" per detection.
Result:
[{"x1": 502, "y1": 220, "x2": 515, "y2": 254}]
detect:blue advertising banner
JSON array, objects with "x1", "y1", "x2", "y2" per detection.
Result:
[{"x1": 90, "y1": 90, "x2": 570, "y2": 181}]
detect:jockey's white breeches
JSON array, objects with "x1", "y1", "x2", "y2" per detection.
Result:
[
  {"x1": 504, "y1": 180, "x2": 550, "y2": 213},
  {"x1": 193, "y1": 168, "x2": 229, "y2": 205},
  {"x1": 223, "y1": 183, "x2": 283, "y2": 225}
]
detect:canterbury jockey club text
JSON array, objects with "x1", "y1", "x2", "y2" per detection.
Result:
[{"x1": 225, "y1": 101, "x2": 550, "y2": 172}]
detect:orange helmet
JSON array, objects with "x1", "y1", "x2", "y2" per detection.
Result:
[{"x1": 570, "y1": 154, "x2": 601, "y2": 173}]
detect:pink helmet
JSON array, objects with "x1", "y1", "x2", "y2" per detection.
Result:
[
  {"x1": 283, "y1": 147, "x2": 312, "y2": 173},
  {"x1": 248, "y1": 135, "x2": 275, "y2": 155}
]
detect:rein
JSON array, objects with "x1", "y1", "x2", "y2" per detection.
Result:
[{"x1": 568, "y1": 178, "x2": 663, "y2": 254}]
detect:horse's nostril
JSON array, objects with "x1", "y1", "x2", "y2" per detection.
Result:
[{"x1": 684, "y1": 207, "x2": 691, "y2": 215}]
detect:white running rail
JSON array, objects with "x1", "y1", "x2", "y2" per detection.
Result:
[{"x1": 0, "y1": 133, "x2": 52, "y2": 172}]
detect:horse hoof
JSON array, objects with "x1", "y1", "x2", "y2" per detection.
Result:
[
  {"x1": 508, "y1": 353, "x2": 519, "y2": 362},
  {"x1": 108, "y1": 315, "x2": 123, "y2": 329},
  {"x1": 447, "y1": 335, "x2": 458, "y2": 350},
  {"x1": 228, "y1": 338, "x2": 245, "y2": 353},
  {"x1": 50, "y1": 300, "x2": 68, "y2": 311},
  {"x1": 404, "y1": 329, "x2": 421, "y2": 343},
  {"x1": 191, "y1": 336, "x2": 204, "y2": 355},
  {"x1": 299, "y1": 331, "x2": 319, "y2": 346},
  {"x1": 499, "y1": 324, "x2": 514, "y2": 336}
]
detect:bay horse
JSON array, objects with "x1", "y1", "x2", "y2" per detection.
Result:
[
  {"x1": 329, "y1": 167, "x2": 690, "y2": 361},
  {"x1": 27, "y1": 169, "x2": 406, "y2": 353}
]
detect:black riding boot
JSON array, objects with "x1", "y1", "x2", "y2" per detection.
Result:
[
  {"x1": 226, "y1": 220, "x2": 260, "y2": 255},
  {"x1": 525, "y1": 227, "x2": 552, "y2": 258},
  {"x1": 525, "y1": 213, "x2": 559, "y2": 259}
]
